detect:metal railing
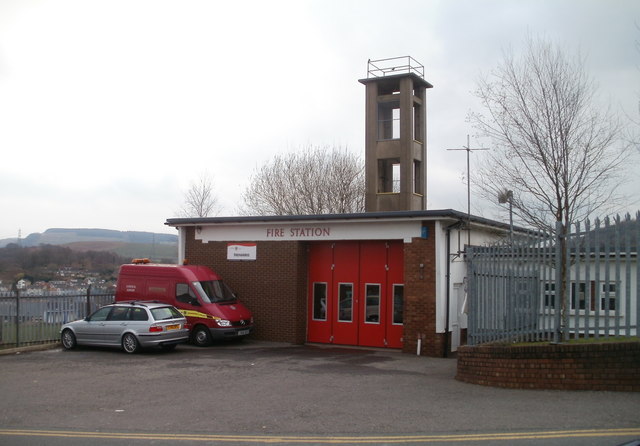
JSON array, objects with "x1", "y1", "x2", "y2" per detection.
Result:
[
  {"x1": 0, "y1": 287, "x2": 114, "y2": 348},
  {"x1": 466, "y1": 213, "x2": 639, "y2": 345},
  {"x1": 366, "y1": 56, "x2": 424, "y2": 79}
]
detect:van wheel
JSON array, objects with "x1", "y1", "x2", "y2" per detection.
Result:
[
  {"x1": 192, "y1": 326, "x2": 211, "y2": 347},
  {"x1": 122, "y1": 333, "x2": 140, "y2": 353}
]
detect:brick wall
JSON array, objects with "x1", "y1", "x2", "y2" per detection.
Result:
[
  {"x1": 183, "y1": 223, "x2": 448, "y2": 357},
  {"x1": 456, "y1": 342, "x2": 640, "y2": 391},
  {"x1": 185, "y1": 228, "x2": 307, "y2": 344},
  {"x1": 403, "y1": 222, "x2": 446, "y2": 357}
]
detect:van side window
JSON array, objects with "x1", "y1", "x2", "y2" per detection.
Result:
[{"x1": 176, "y1": 283, "x2": 196, "y2": 304}]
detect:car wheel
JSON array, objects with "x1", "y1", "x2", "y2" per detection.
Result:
[
  {"x1": 192, "y1": 326, "x2": 211, "y2": 347},
  {"x1": 61, "y1": 329, "x2": 76, "y2": 350},
  {"x1": 121, "y1": 333, "x2": 140, "y2": 354}
]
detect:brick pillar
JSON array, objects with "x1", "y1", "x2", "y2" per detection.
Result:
[{"x1": 403, "y1": 222, "x2": 445, "y2": 357}]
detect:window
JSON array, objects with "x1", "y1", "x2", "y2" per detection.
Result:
[
  {"x1": 338, "y1": 284, "x2": 353, "y2": 322},
  {"x1": 195, "y1": 280, "x2": 236, "y2": 303},
  {"x1": 89, "y1": 307, "x2": 112, "y2": 322},
  {"x1": 413, "y1": 101, "x2": 423, "y2": 142},
  {"x1": 378, "y1": 102, "x2": 400, "y2": 140},
  {"x1": 600, "y1": 283, "x2": 616, "y2": 311},
  {"x1": 571, "y1": 283, "x2": 587, "y2": 310},
  {"x1": 543, "y1": 283, "x2": 555, "y2": 308},
  {"x1": 109, "y1": 307, "x2": 130, "y2": 321},
  {"x1": 393, "y1": 285, "x2": 404, "y2": 325},
  {"x1": 313, "y1": 283, "x2": 327, "y2": 321},
  {"x1": 570, "y1": 282, "x2": 597, "y2": 311},
  {"x1": 412, "y1": 160, "x2": 422, "y2": 195},
  {"x1": 377, "y1": 158, "x2": 400, "y2": 193},
  {"x1": 151, "y1": 306, "x2": 183, "y2": 321},
  {"x1": 130, "y1": 307, "x2": 149, "y2": 321},
  {"x1": 365, "y1": 284, "x2": 380, "y2": 323},
  {"x1": 176, "y1": 283, "x2": 197, "y2": 304}
]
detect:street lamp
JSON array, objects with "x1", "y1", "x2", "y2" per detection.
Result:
[{"x1": 498, "y1": 189, "x2": 514, "y2": 244}]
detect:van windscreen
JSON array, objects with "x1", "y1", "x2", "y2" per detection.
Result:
[{"x1": 193, "y1": 280, "x2": 236, "y2": 304}]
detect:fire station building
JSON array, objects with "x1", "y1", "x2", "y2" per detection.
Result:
[
  {"x1": 167, "y1": 211, "x2": 509, "y2": 357},
  {"x1": 165, "y1": 58, "x2": 510, "y2": 357}
]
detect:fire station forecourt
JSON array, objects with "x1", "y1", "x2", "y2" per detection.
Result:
[{"x1": 0, "y1": 340, "x2": 639, "y2": 445}]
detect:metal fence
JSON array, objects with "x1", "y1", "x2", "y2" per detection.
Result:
[
  {"x1": 466, "y1": 213, "x2": 639, "y2": 345},
  {"x1": 0, "y1": 288, "x2": 114, "y2": 348}
]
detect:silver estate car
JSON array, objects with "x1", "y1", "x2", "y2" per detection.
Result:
[{"x1": 60, "y1": 301, "x2": 189, "y2": 353}]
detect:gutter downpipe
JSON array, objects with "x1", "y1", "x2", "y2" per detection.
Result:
[{"x1": 444, "y1": 220, "x2": 464, "y2": 358}]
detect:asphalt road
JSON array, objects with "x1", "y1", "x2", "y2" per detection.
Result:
[{"x1": 0, "y1": 340, "x2": 639, "y2": 445}]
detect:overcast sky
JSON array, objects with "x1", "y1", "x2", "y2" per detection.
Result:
[{"x1": 0, "y1": 0, "x2": 638, "y2": 240}]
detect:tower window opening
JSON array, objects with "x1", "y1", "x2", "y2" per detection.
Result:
[
  {"x1": 378, "y1": 102, "x2": 400, "y2": 140},
  {"x1": 378, "y1": 158, "x2": 400, "y2": 193},
  {"x1": 413, "y1": 102, "x2": 423, "y2": 142},
  {"x1": 393, "y1": 163, "x2": 400, "y2": 193},
  {"x1": 413, "y1": 160, "x2": 422, "y2": 195}
]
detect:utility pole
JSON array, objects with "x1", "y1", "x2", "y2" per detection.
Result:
[{"x1": 446, "y1": 135, "x2": 489, "y2": 251}]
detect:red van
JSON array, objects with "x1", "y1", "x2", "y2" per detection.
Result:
[{"x1": 115, "y1": 260, "x2": 253, "y2": 346}]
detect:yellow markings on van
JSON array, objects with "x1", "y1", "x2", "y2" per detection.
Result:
[{"x1": 178, "y1": 309, "x2": 220, "y2": 320}]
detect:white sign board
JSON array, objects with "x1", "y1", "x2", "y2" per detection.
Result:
[
  {"x1": 199, "y1": 220, "x2": 422, "y2": 243},
  {"x1": 227, "y1": 243, "x2": 257, "y2": 261}
]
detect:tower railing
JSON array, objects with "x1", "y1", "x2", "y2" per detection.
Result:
[{"x1": 366, "y1": 56, "x2": 424, "y2": 79}]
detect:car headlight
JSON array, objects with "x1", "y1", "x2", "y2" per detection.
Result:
[{"x1": 217, "y1": 319, "x2": 232, "y2": 327}]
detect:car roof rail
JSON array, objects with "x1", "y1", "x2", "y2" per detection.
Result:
[{"x1": 119, "y1": 300, "x2": 167, "y2": 307}]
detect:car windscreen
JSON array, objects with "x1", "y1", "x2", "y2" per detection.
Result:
[
  {"x1": 150, "y1": 306, "x2": 183, "y2": 321},
  {"x1": 193, "y1": 280, "x2": 236, "y2": 304}
]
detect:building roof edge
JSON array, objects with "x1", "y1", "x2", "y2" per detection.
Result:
[{"x1": 165, "y1": 209, "x2": 525, "y2": 233}]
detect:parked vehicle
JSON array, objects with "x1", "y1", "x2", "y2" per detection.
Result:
[
  {"x1": 60, "y1": 301, "x2": 189, "y2": 353},
  {"x1": 115, "y1": 260, "x2": 254, "y2": 346}
]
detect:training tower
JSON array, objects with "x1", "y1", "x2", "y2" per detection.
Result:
[{"x1": 359, "y1": 57, "x2": 433, "y2": 212}]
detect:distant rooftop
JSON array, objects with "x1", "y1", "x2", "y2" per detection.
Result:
[{"x1": 366, "y1": 56, "x2": 424, "y2": 79}]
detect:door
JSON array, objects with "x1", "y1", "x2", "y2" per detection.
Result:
[
  {"x1": 386, "y1": 241, "x2": 404, "y2": 348},
  {"x1": 307, "y1": 243, "x2": 333, "y2": 343},
  {"x1": 307, "y1": 241, "x2": 404, "y2": 349},
  {"x1": 101, "y1": 306, "x2": 131, "y2": 345},
  {"x1": 358, "y1": 241, "x2": 387, "y2": 347},
  {"x1": 332, "y1": 242, "x2": 359, "y2": 345},
  {"x1": 75, "y1": 306, "x2": 112, "y2": 344}
]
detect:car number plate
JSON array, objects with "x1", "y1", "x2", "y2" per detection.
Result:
[
  {"x1": 238, "y1": 329, "x2": 250, "y2": 336},
  {"x1": 166, "y1": 324, "x2": 180, "y2": 331}
]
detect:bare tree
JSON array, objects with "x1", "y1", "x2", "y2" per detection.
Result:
[
  {"x1": 240, "y1": 145, "x2": 365, "y2": 215},
  {"x1": 178, "y1": 173, "x2": 220, "y2": 218},
  {"x1": 470, "y1": 37, "x2": 632, "y2": 339},
  {"x1": 469, "y1": 37, "x2": 630, "y2": 234}
]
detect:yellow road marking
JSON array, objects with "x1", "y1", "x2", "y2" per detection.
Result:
[{"x1": 0, "y1": 428, "x2": 639, "y2": 443}]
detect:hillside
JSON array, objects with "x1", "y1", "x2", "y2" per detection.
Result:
[
  {"x1": 0, "y1": 228, "x2": 178, "y2": 263},
  {"x1": 65, "y1": 241, "x2": 178, "y2": 263},
  {"x1": 18, "y1": 228, "x2": 177, "y2": 246}
]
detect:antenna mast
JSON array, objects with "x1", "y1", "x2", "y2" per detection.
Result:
[{"x1": 446, "y1": 135, "x2": 489, "y2": 251}]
